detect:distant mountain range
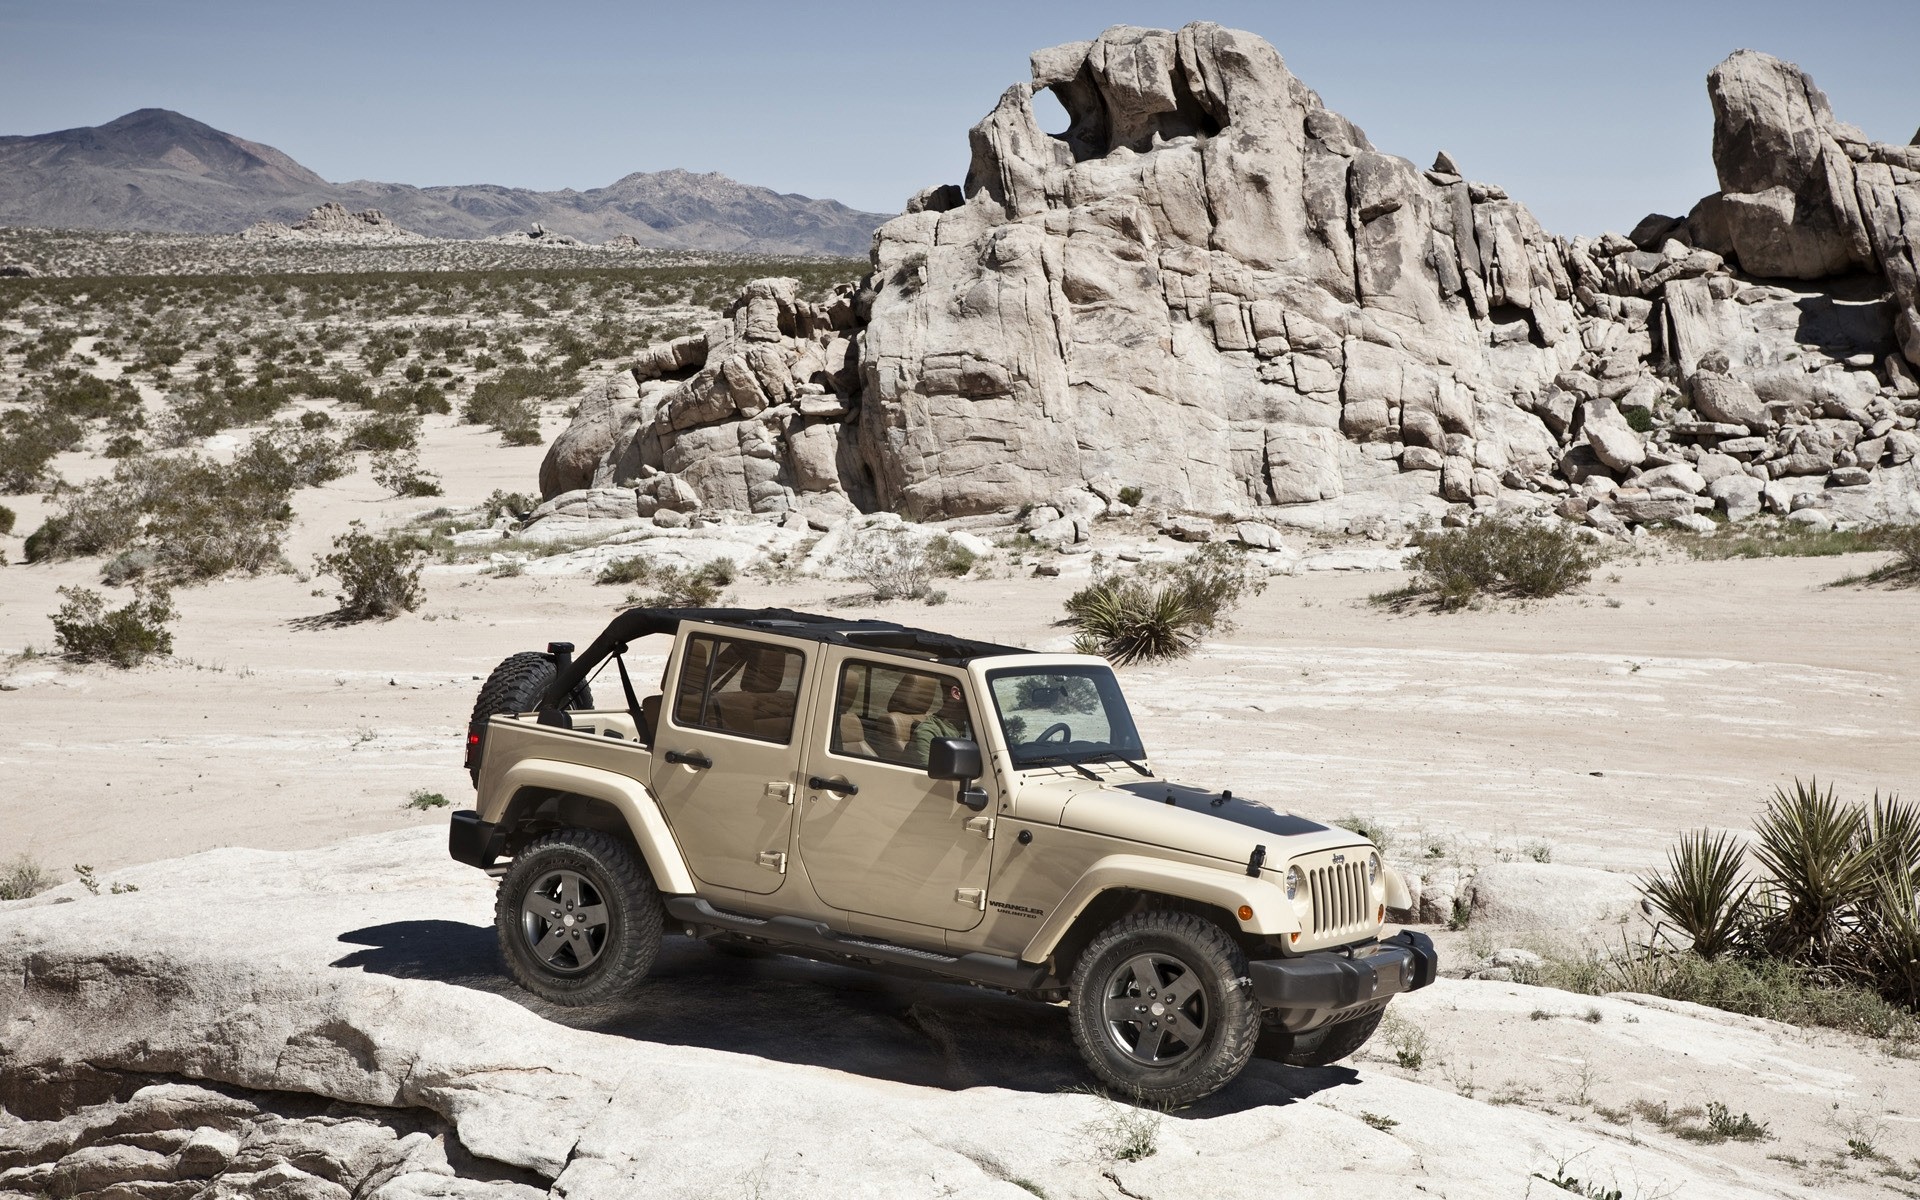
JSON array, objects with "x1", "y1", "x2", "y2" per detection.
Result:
[{"x1": 0, "y1": 109, "x2": 888, "y2": 256}]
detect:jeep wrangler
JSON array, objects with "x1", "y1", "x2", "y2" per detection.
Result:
[{"x1": 451, "y1": 606, "x2": 1435, "y2": 1105}]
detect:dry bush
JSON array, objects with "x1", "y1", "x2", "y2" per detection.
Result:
[
  {"x1": 51, "y1": 585, "x2": 176, "y2": 667},
  {"x1": 316, "y1": 523, "x2": 428, "y2": 620},
  {"x1": 370, "y1": 450, "x2": 443, "y2": 498},
  {"x1": 836, "y1": 526, "x2": 934, "y2": 600},
  {"x1": 0, "y1": 855, "x2": 58, "y2": 901},
  {"x1": 1379, "y1": 515, "x2": 1595, "y2": 611},
  {"x1": 612, "y1": 558, "x2": 735, "y2": 607}
]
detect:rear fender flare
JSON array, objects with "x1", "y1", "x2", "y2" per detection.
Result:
[
  {"x1": 495, "y1": 759, "x2": 695, "y2": 895},
  {"x1": 1020, "y1": 854, "x2": 1299, "y2": 963}
]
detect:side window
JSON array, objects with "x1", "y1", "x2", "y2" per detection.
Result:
[
  {"x1": 833, "y1": 661, "x2": 973, "y2": 768},
  {"x1": 670, "y1": 634, "x2": 805, "y2": 744}
]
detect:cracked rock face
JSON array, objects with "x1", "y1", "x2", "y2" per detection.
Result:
[
  {"x1": 0, "y1": 829, "x2": 1860, "y2": 1199},
  {"x1": 545, "y1": 24, "x2": 1920, "y2": 535}
]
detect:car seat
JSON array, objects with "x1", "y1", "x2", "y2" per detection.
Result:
[{"x1": 875, "y1": 673, "x2": 939, "y2": 762}]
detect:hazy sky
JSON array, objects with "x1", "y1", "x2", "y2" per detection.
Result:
[{"x1": 3, "y1": 0, "x2": 1915, "y2": 236}]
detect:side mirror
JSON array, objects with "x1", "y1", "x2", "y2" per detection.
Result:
[{"x1": 927, "y1": 737, "x2": 982, "y2": 782}]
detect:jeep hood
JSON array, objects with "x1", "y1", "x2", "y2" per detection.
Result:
[{"x1": 1046, "y1": 777, "x2": 1370, "y2": 867}]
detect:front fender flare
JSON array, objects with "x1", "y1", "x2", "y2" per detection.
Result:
[
  {"x1": 496, "y1": 759, "x2": 696, "y2": 895},
  {"x1": 1020, "y1": 854, "x2": 1300, "y2": 964}
]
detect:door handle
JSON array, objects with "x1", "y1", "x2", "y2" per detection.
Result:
[
  {"x1": 808, "y1": 775, "x2": 858, "y2": 796},
  {"x1": 664, "y1": 749, "x2": 712, "y2": 769}
]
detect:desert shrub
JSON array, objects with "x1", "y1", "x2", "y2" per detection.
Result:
[
  {"x1": 482, "y1": 489, "x2": 535, "y2": 523},
  {"x1": 234, "y1": 423, "x2": 348, "y2": 491},
  {"x1": 39, "y1": 369, "x2": 141, "y2": 424},
  {"x1": 1118, "y1": 485, "x2": 1143, "y2": 506},
  {"x1": 1635, "y1": 779, "x2": 1920, "y2": 1017},
  {"x1": 615, "y1": 559, "x2": 735, "y2": 607},
  {"x1": 369, "y1": 381, "x2": 451, "y2": 416},
  {"x1": 343, "y1": 411, "x2": 421, "y2": 453},
  {"x1": 1064, "y1": 543, "x2": 1266, "y2": 664},
  {"x1": 464, "y1": 365, "x2": 567, "y2": 444},
  {"x1": 102, "y1": 432, "x2": 145, "y2": 458},
  {"x1": 370, "y1": 450, "x2": 443, "y2": 498},
  {"x1": 0, "y1": 407, "x2": 83, "y2": 491},
  {"x1": 316, "y1": 523, "x2": 427, "y2": 620},
  {"x1": 1383, "y1": 515, "x2": 1595, "y2": 611},
  {"x1": 50, "y1": 585, "x2": 176, "y2": 667},
  {"x1": 924, "y1": 534, "x2": 977, "y2": 578},
  {"x1": 29, "y1": 452, "x2": 293, "y2": 580},
  {"x1": 0, "y1": 854, "x2": 57, "y2": 901},
  {"x1": 837, "y1": 526, "x2": 933, "y2": 599},
  {"x1": 1673, "y1": 523, "x2": 1882, "y2": 562},
  {"x1": 0, "y1": 504, "x2": 13, "y2": 535},
  {"x1": 1855, "y1": 523, "x2": 1920, "y2": 588},
  {"x1": 596, "y1": 555, "x2": 652, "y2": 585}
]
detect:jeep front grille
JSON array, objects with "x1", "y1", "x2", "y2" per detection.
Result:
[{"x1": 1308, "y1": 861, "x2": 1373, "y2": 936}]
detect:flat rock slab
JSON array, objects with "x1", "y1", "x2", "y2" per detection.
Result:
[{"x1": 0, "y1": 830, "x2": 1840, "y2": 1197}]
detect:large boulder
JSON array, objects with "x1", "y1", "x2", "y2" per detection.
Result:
[
  {"x1": 1466, "y1": 862, "x2": 1647, "y2": 933},
  {"x1": 538, "y1": 370, "x2": 641, "y2": 499}
]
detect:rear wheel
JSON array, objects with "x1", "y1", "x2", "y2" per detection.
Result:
[
  {"x1": 1067, "y1": 910, "x2": 1260, "y2": 1107},
  {"x1": 495, "y1": 828, "x2": 661, "y2": 1005}
]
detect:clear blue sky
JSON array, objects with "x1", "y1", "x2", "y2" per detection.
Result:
[{"x1": 3, "y1": 0, "x2": 1914, "y2": 236}]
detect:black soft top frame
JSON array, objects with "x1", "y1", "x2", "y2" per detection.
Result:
[{"x1": 540, "y1": 606, "x2": 1030, "y2": 709}]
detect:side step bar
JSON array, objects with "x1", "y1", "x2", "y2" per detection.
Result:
[{"x1": 663, "y1": 896, "x2": 1049, "y2": 992}]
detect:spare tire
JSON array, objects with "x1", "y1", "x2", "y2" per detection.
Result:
[{"x1": 466, "y1": 652, "x2": 593, "y2": 786}]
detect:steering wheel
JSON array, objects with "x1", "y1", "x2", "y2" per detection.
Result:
[{"x1": 1036, "y1": 722, "x2": 1073, "y2": 744}]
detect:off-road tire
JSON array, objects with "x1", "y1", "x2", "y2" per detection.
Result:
[
  {"x1": 468, "y1": 652, "x2": 592, "y2": 785},
  {"x1": 1067, "y1": 910, "x2": 1260, "y2": 1107},
  {"x1": 495, "y1": 828, "x2": 661, "y2": 1006},
  {"x1": 1281, "y1": 1005, "x2": 1385, "y2": 1067}
]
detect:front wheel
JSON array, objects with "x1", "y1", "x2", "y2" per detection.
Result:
[
  {"x1": 495, "y1": 828, "x2": 661, "y2": 1005},
  {"x1": 1067, "y1": 910, "x2": 1261, "y2": 1107}
]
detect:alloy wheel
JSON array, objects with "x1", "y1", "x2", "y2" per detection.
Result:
[
  {"x1": 518, "y1": 868, "x2": 611, "y2": 974},
  {"x1": 1100, "y1": 951, "x2": 1207, "y2": 1066}
]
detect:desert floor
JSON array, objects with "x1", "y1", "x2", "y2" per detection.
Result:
[{"x1": 2, "y1": 446, "x2": 1914, "y2": 879}]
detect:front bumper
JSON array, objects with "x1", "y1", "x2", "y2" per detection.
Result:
[
  {"x1": 1249, "y1": 930, "x2": 1438, "y2": 1014},
  {"x1": 448, "y1": 810, "x2": 502, "y2": 869}
]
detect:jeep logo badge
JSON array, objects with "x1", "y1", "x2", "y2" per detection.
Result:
[{"x1": 1331, "y1": 853, "x2": 1346, "y2": 864}]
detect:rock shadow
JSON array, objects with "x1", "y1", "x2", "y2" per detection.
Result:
[{"x1": 333, "y1": 921, "x2": 1356, "y2": 1113}]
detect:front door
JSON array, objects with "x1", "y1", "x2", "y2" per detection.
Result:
[
  {"x1": 650, "y1": 627, "x2": 811, "y2": 895},
  {"x1": 796, "y1": 649, "x2": 994, "y2": 932}
]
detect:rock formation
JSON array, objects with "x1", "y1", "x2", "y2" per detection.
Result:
[
  {"x1": 540, "y1": 26, "x2": 1920, "y2": 536},
  {"x1": 0, "y1": 829, "x2": 1872, "y2": 1198},
  {"x1": 242, "y1": 201, "x2": 425, "y2": 244}
]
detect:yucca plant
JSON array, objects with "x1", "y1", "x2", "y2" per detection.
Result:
[
  {"x1": 1853, "y1": 793, "x2": 1920, "y2": 1008},
  {"x1": 1641, "y1": 830, "x2": 1751, "y2": 959},
  {"x1": 1748, "y1": 779, "x2": 1873, "y2": 962},
  {"x1": 1067, "y1": 579, "x2": 1200, "y2": 665}
]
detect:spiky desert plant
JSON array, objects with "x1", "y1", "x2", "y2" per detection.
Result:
[
  {"x1": 1067, "y1": 579, "x2": 1199, "y2": 665},
  {"x1": 1853, "y1": 793, "x2": 1920, "y2": 1008},
  {"x1": 1748, "y1": 779, "x2": 1873, "y2": 962},
  {"x1": 1641, "y1": 830, "x2": 1752, "y2": 959}
]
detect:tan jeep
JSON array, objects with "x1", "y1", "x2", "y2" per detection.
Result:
[{"x1": 452, "y1": 606, "x2": 1435, "y2": 1105}]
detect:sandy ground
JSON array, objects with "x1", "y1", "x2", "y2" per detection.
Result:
[{"x1": 3, "y1": 495, "x2": 1915, "y2": 876}]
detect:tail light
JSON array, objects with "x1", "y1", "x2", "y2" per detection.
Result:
[{"x1": 464, "y1": 730, "x2": 481, "y2": 769}]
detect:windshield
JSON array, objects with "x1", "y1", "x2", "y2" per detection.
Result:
[{"x1": 986, "y1": 665, "x2": 1146, "y2": 769}]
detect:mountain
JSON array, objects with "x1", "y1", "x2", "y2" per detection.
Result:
[{"x1": 0, "y1": 109, "x2": 888, "y2": 255}]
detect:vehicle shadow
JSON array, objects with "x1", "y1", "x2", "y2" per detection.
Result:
[{"x1": 333, "y1": 920, "x2": 1360, "y2": 1115}]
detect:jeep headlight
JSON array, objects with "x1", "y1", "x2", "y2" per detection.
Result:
[
  {"x1": 1368, "y1": 852, "x2": 1380, "y2": 885},
  {"x1": 1285, "y1": 865, "x2": 1304, "y2": 902}
]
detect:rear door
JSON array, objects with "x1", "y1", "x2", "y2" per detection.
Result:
[
  {"x1": 795, "y1": 648, "x2": 995, "y2": 932},
  {"x1": 650, "y1": 626, "x2": 813, "y2": 895}
]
